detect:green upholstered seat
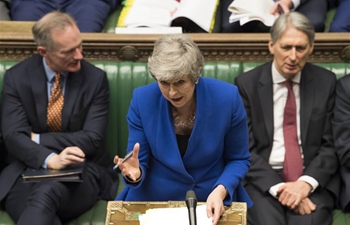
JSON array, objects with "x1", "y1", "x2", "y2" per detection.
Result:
[
  {"x1": 314, "y1": 62, "x2": 350, "y2": 80},
  {"x1": 0, "y1": 209, "x2": 13, "y2": 225},
  {"x1": 93, "y1": 62, "x2": 154, "y2": 157},
  {"x1": 333, "y1": 209, "x2": 350, "y2": 225},
  {"x1": 0, "y1": 61, "x2": 349, "y2": 225}
]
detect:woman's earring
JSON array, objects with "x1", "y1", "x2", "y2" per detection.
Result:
[{"x1": 195, "y1": 80, "x2": 199, "y2": 84}]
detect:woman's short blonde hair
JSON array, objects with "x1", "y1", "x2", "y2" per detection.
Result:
[{"x1": 148, "y1": 34, "x2": 204, "y2": 83}]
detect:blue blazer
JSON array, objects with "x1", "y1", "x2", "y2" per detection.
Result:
[{"x1": 117, "y1": 77, "x2": 253, "y2": 207}]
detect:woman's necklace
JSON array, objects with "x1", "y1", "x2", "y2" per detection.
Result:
[{"x1": 172, "y1": 106, "x2": 196, "y2": 135}]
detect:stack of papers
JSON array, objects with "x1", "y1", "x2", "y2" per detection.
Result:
[
  {"x1": 115, "y1": 27, "x2": 183, "y2": 34},
  {"x1": 228, "y1": 0, "x2": 277, "y2": 27},
  {"x1": 119, "y1": 0, "x2": 219, "y2": 32},
  {"x1": 139, "y1": 204, "x2": 212, "y2": 225}
]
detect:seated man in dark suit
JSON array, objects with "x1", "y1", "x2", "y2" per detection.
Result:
[
  {"x1": 333, "y1": 73, "x2": 350, "y2": 212},
  {"x1": 235, "y1": 12, "x2": 339, "y2": 225},
  {"x1": 0, "y1": 11, "x2": 118, "y2": 225}
]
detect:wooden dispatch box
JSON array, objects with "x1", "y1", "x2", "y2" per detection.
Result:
[{"x1": 105, "y1": 201, "x2": 247, "y2": 225}]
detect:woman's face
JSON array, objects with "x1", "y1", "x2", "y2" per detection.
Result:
[{"x1": 157, "y1": 76, "x2": 196, "y2": 110}]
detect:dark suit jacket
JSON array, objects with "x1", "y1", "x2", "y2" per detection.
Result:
[
  {"x1": 235, "y1": 62, "x2": 339, "y2": 199},
  {"x1": 0, "y1": 97, "x2": 6, "y2": 173},
  {"x1": 0, "y1": 54, "x2": 116, "y2": 202},
  {"x1": 333, "y1": 74, "x2": 350, "y2": 211},
  {"x1": 0, "y1": 134, "x2": 6, "y2": 173}
]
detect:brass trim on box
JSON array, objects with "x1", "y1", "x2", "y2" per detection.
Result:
[{"x1": 105, "y1": 201, "x2": 247, "y2": 225}]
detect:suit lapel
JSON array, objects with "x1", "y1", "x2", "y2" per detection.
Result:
[
  {"x1": 189, "y1": 79, "x2": 205, "y2": 148},
  {"x1": 29, "y1": 55, "x2": 49, "y2": 130},
  {"x1": 300, "y1": 65, "x2": 314, "y2": 144},
  {"x1": 154, "y1": 97, "x2": 189, "y2": 173},
  {"x1": 61, "y1": 71, "x2": 83, "y2": 130},
  {"x1": 258, "y1": 64, "x2": 274, "y2": 142}
]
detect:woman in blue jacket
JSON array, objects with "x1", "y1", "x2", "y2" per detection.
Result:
[{"x1": 114, "y1": 33, "x2": 252, "y2": 224}]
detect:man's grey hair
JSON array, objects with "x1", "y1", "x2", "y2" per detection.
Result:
[
  {"x1": 270, "y1": 12, "x2": 315, "y2": 46},
  {"x1": 32, "y1": 11, "x2": 77, "y2": 51}
]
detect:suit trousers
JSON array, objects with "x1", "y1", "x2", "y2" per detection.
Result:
[
  {"x1": 245, "y1": 182, "x2": 334, "y2": 225},
  {"x1": 4, "y1": 162, "x2": 117, "y2": 225},
  {"x1": 329, "y1": 0, "x2": 350, "y2": 32}
]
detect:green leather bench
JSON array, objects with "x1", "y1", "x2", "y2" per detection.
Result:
[{"x1": 0, "y1": 61, "x2": 349, "y2": 224}]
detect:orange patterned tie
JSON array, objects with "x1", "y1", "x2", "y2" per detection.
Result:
[{"x1": 47, "y1": 73, "x2": 64, "y2": 132}]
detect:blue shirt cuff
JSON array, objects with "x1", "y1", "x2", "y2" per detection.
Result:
[{"x1": 42, "y1": 153, "x2": 55, "y2": 169}]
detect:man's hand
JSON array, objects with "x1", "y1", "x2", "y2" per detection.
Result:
[
  {"x1": 47, "y1": 146, "x2": 85, "y2": 170},
  {"x1": 270, "y1": 0, "x2": 292, "y2": 16},
  {"x1": 206, "y1": 185, "x2": 226, "y2": 225},
  {"x1": 293, "y1": 197, "x2": 316, "y2": 215},
  {"x1": 276, "y1": 180, "x2": 312, "y2": 209}
]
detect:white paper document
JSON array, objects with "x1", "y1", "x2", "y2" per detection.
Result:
[
  {"x1": 228, "y1": 0, "x2": 277, "y2": 26},
  {"x1": 115, "y1": 27, "x2": 183, "y2": 34},
  {"x1": 139, "y1": 204, "x2": 212, "y2": 225},
  {"x1": 123, "y1": 0, "x2": 218, "y2": 32}
]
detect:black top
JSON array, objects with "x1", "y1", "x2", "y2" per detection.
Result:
[{"x1": 176, "y1": 134, "x2": 190, "y2": 157}]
